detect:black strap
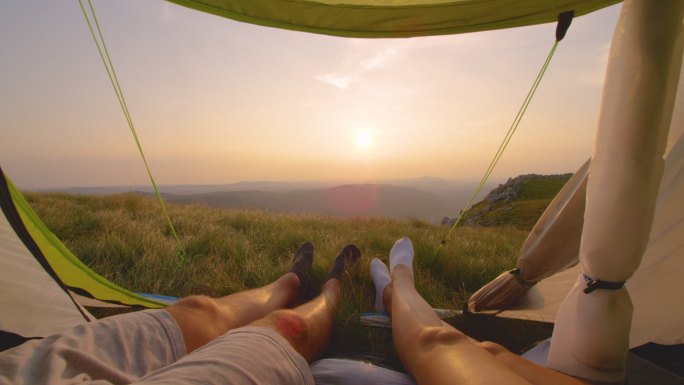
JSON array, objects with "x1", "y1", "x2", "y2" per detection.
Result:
[
  {"x1": 583, "y1": 274, "x2": 626, "y2": 294},
  {"x1": 556, "y1": 11, "x2": 574, "y2": 41},
  {"x1": 1, "y1": 330, "x2": 42, "y2": 352},
  {"x1": 509, "y1": 268, "x2": 537, "y2": 286}
]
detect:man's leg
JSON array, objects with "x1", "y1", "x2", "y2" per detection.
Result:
[
  {"x1": 165, "y1": 242, "x2": 315, "y2": 353},
  {"x1": 132, "y1": 244, "x2": 361, "y2": 385},
  {"x1": 164, "y1": 272, "x2": 301, "y2": 353},
  {"x1": 250, "y1": 244, "x2": 360, "y2": 362}
]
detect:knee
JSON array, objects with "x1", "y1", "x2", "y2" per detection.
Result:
[
  {"x1": 413, "y1": 326, "x2": 468, "y2": 351},
  {"x1": 478, "y1": 341, "x2": 509, "y2": 357},
  {"x1": 264, "y1": 309, "x2": 309, "y2": 344},
  {"x1": 172, "y1": 295, "x2": 224, "y2": 324}
]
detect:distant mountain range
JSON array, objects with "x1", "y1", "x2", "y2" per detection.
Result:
[
  {"x1": 35, "y1": 174, "x2": 576, "y2": 225},
  {"x1": 40, "y1": 178, "x2": 494, "y2": 223},
  {"x1": 163, "y1": 184, "x2": 470, "y2": 222}
]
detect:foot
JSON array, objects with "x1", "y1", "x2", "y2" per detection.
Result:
[
  {"x1": 325, "y1": 244, "x2": 361, "y2": 281},
  {"x1": 290, "y1": 241, "x2": 316, "y2": 302},
  {"x1": 370, "y1": 258, "x2": 391, "y2": 312},
  {"x1": 389, "y1": 237, "x2": 414, "y2": 282}
]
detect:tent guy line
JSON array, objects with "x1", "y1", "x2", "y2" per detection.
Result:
[
  {"x1": 78, "y1": 0, "x2": 186, "y2": 262},
  {"x1": 443, "y1": 14, "x2": 570, "y2": 246}
]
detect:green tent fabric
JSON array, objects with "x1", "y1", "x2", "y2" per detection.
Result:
[
  {"x1": 167, "y1": 0, "x2": 621, "y2": 38},
  {"x1": 0, "y1": 168, "x2": 166, "y2": 311}
]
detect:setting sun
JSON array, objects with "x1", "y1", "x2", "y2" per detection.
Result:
[{"x1": 355, "y1": 131, "x2": 374, "y2": 151}]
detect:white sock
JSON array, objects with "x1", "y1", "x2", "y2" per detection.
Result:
[
  {"x1": 370, "y1": 258, "x2": 391, "y2": 312},
  {"x1": 389, "y1": 237, "x2": 414, "y2": 281}
]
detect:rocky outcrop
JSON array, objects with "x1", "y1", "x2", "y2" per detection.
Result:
[{"x1": 462, "y1": 173, "x2": 571, "y2": 228}]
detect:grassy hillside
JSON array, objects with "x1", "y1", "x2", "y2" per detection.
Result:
[
  {"x1": 461, "y1": 174, "x2": 572, "y2": 230},
  {"x1": 24, "y1": 191, "x2": 548, "y2": 366}
]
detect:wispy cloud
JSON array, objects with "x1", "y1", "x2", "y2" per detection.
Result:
[
  {"x1": 316, "y1": 74, "x2": 354, "y2": 89},
  {"x1": 361, "y1": 45, "x2": 400, "y2": 71},
  {"x1": 316, "y1": 41, "x2": 412, "y2": 90}
]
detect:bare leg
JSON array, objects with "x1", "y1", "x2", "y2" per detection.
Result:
[
  {"x1": 381, "y1": 281, "x2": 392, "y2": 313},
  {"x1": 477, "y1": 341, "x2": 590, "y2": 385},
  {"x1": 164, "y1": 271, "x2": 301, "y2": 353},
  {"x1": 375, "y1": 253, "x2": 588, "y2": 385},
  {"x1": 250, "y1": 278, "x2": 340, "y2": 362},
  {"x1": 165, "y1": 241, "x2": 317, "y2": 353},
  {"x1": 391, "y1": 265, "x2": 531, "y2": 385},
  {"x1": 383, "y1": 278, "x2": 587, "y2": 385}
]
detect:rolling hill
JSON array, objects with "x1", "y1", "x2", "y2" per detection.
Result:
[{"x1": 460, "y1": 173, "x2": 572, "y2": 230}]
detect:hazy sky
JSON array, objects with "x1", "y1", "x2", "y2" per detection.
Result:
[{"x1": 0, "y1": 1, "x2": 621, "y2": 189}]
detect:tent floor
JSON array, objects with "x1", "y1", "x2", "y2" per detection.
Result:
[{"x1": 631, "y1": 343, "x2": 684, "y2": 379}]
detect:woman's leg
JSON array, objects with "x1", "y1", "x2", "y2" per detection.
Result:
[
  {"x1": 476, "y1": 341, "x2": 591, "y2": 385},
  {"x1": 390, "y1": 263, "x2": 531, "y2": 385},
  {"x1": 376, "y1": 238, "x2": 588, "y2": 385}
]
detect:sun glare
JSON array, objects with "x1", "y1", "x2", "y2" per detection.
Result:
[{"x1": 355, "y1": 130, "x2": 374, "y2": 150}]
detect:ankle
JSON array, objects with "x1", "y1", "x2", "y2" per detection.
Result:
[
  {"x1": 321, "y1": 279, "x2": 341, "y2": 309},
  {"x1": 282, "y1": 271, "x2": 301, "y2": 287},
  {"x1": 382, "y1": 284, "x2": 392, "y2": 314},
  {"x1": 322, "y1": 277, "x2": 341, "y2": 293},
  {"x1": 391, "y1": 265, "x2": 413, "y2": 281},
  {"x1": 278, "y1": 272, "x2": 302, "y2": 303}
]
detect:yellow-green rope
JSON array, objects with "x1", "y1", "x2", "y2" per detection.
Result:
[
  {"x1": 78, "y1": 0, "x2": 186, "y2": 262},
  {"x1": 441, "y1": 39, "x2": 560, "y2": 247}
]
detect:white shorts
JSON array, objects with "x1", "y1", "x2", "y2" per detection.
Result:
[{"x1": 0, "y1": 309, "x2": 314, "y2": 385}]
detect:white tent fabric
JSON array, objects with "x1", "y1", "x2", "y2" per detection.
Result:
[
  {"x1": 547, "y1": 0, "x2": 684, "y2": 379},
  {"x1": 467, "y1": 1, "x2": 684, "y2": 382},
  {"x1": 470, "y1": 0, "x2": 684, "y2": 356},
  {"x1": 471, "y1": 62, "x2": 684, "y2": 351},
  {"x1": 497, "y1": 125, "x2": 684, "y2": 348},
  {"x1": 0, "y1": 209, "x2": 92, "y2": 339},
  {"x1": 0, "y1": 167, "x2": 172, "y2": 346},
  {"x1": 468, "y1": 0, "x2": 684, "y2": 382}
]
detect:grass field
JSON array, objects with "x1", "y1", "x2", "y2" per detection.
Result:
[{"x1": 24, "y1": 191, "x2": 553, "y2": 368}]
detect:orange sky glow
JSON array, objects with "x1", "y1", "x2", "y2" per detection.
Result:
[{"x1": 0, "y1": 1, "x2": 621, "y2": 188}]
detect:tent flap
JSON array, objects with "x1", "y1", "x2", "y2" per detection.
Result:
[{"x1": 167, "y1": 0, "x2": 621, "y2": 38}]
